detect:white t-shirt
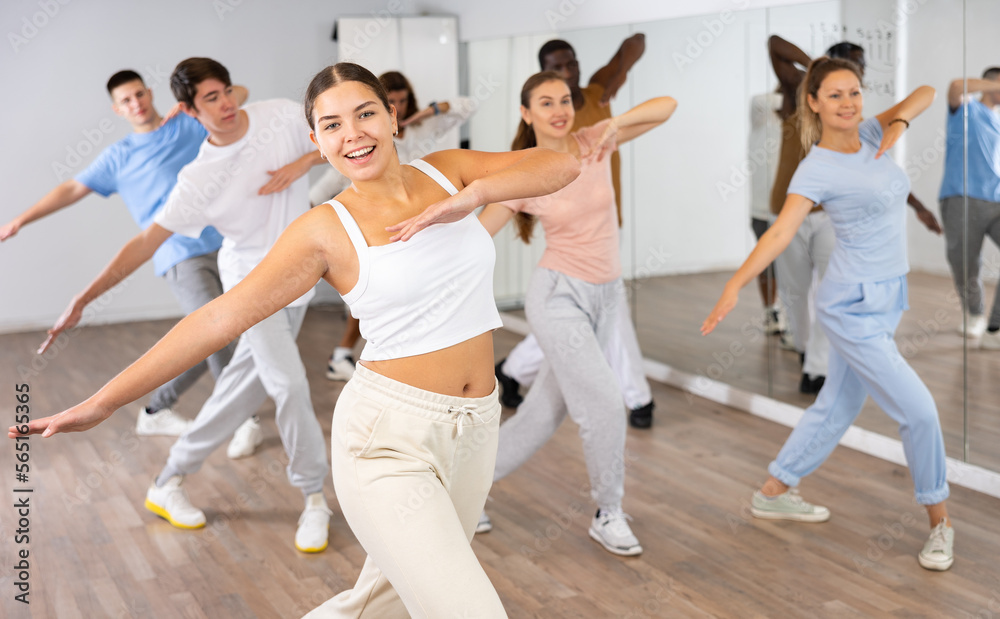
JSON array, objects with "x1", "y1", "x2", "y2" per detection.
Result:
[
  {"x1": 156, "y1": 99, "x2": 316, "y2": 307},
  {"x1": 748, "y1": 92, "x2": 783, "y2": 221}
]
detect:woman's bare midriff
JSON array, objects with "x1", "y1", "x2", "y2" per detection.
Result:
[{"x1": 358, "y1": 332, "x2": 496, "y2": 398}]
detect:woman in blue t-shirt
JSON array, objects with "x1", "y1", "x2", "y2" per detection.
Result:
[{"x1": 702, "y1": 57, "x2": 954, "y2": 571}]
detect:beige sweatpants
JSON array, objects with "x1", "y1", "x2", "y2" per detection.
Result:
[{"x1": 304, "y1": 363, "x2": 507, "y2": 619}]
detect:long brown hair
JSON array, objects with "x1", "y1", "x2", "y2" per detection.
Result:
[
  {"x1": 379, "y1": 71, "x2": 418, "y2": 122},
  {"x1": 511, "y1": 71, "x2": 567, "y2": 243},
  {"x1": 796, "y1": 56, "x2": 864, "y2": 152},
  {"x1": 304, "y1": 63, "x2": 391, "y2": 130}
]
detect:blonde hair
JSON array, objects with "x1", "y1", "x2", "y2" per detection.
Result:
[{"x1": 796, "y1": 56, "x2": 864, "y2": 152}]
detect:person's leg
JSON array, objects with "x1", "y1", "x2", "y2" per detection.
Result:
[
  {"x1": 775, "y1": 218, "x2": 813, "y2": 355},
  {"x1": 604, "y1": 286, "x2": 654, "y2": 426},
  {"x1": 752, "y1": 217, "x2": 779, "y2": 308},
  {"x1": 306, "y1": 366, "x2": 506, "y2": 618},
  {"x1": 977, "y1": 198, "x2": 1000, "y2": 330},
  {"x1": 244, "y1": 306, "x2": 328, "y2": 496},
  {"x1": 158, "y1": 335, "x2": 268, "y2": 481},
  {"x1": 493, "y1": 361, "x2": 569, "y2": 481},
  {"x1": 148, "y1": 251, "x2": 236, "y2": 412},
  {"x1": 327, "y1": 314, "x2": 361, "y2": 381},
  {"x1": 527, "y1": 272, "x2": 626, "y2": 513},
  {"x1": 942, "y1": 196, "x2": 986, "y2": 322},
  {"x1": 802, "y1": 213, "x2": 835, "y2": 382}
]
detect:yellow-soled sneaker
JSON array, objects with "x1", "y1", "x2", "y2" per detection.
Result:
[
  {"x1": 295, "y1": 493, "x2": 332, "y2": 553},
  {"x1": 144, "y1": 475, "x2": 206, "y2": 529}
]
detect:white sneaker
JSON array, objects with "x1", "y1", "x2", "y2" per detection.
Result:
[
  {"x1": 144, "y1": 476, "x2": 206, "y2": 529},
  {"x1": 918, "y1": 521, "x2": 955, "y2": 571},
  {"x1": 958, "y1": 312, "x2": 987, "y2": 338},
  {"x1": 980, "y1": 330, "x2": 1000, "y2": 350},
  {"x1": 136, "y1": 406, "x2": 191, "y2": 437},
  {"x1": 295, "y1": 493, "x2": 333, "y2": 553},
  {"x1": 326, "y1": 356, "x2": 356, "y2": 381},
  {"x1": 476, "y1": 510, "x2": 493, "y2": 534},
  {"x1": 765, "y1": 307, "x2": 787, "y2": 335},
  {"x1": 589, "y1": 509, "x2": 642, "y2": 556},
  {"x1": 227, "y1": 417, "x2": 263, "y2": 459}
]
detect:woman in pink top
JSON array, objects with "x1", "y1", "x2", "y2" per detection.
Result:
[{"x1": 478, "y1": 72, "x2": 676, "y2": 556}]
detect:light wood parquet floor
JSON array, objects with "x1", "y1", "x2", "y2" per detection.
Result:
[{"x1": 0, "y1": 302, "x2": 998, "y2": 618}]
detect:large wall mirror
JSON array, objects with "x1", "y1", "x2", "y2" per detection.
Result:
[{"x1": 469, "y1": 0, "x2": 999, "y2": 477}]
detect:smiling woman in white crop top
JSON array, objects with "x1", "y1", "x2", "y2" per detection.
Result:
[{"x1": 14, "y1": 63, "x2": 580, "y2": 618}]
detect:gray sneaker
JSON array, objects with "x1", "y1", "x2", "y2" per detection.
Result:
[
  {"x1": 918, "y1": 521, "x2": 955, "y2": 571},
  {"x1": 475, "y1": 510, "x2": 492, "y2": 534},
  {"x1": 750, "y1": 489, "x2": 831, "y2": 523}
]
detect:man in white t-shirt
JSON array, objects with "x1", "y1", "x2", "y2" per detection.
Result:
[{"x1": 44, "y1": 58, "x2": 334, "y2": 553}]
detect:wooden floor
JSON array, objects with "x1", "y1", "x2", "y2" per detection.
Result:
[
  {"x1": 1, "y1": 306, "x2": 999, "y2": 618},
  {"x1": 630, "y1": 270, "x2": 1000, "y2": 472}
]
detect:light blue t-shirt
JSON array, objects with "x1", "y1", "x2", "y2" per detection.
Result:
[
  {"x1": 939, "y1": 99, "x2": 1000, "y2": 203},
  {"x1": 788, "y1": 117, "x2": 911, "y2": 284},
  {"x1": 75, "y1": 113, "x2": 223, "y2": 276}
]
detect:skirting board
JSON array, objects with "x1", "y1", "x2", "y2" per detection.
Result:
[{"x1": 498, "y1": 312, "x2": 1000, "y2": 500}]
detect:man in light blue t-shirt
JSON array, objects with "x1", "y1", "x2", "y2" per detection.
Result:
[
  {"x1": 0, "y1": 70, "x2": 245, "y2": 437},
  {"x1": 939, "y1": 67, "x2": 1000, "y2": 347}
]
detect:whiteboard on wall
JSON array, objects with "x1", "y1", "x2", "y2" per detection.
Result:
[{"x1": 337, "y1": 16, "x2": 461, "y2": 150}]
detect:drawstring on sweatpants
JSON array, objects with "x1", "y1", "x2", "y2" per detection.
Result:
[{"x1": 448, "y1": 405, "x2": 484, "y2": 437}]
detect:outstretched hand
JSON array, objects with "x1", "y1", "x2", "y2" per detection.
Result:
[
  {"x1": 700, "y1": 286, "x2": 739, "y2": 336},
  {"x1": 916, "y1": 207, "x2": 943, "y2": 234},
  {"x1": 160, "y1": 103, "x2": 183, "y2": 127},
  {"x1": 0, "y1": 219, "x2": 20, "y2": 241},
  {"x1": 38, "y1": 298, "x2": 85, "y2": 354},
  {"x1": 259, "y1": 158, "x2": 310, "y2": 195},
  {"x1": 876, "y1": 121, "x2": 907, "y2": 159},
  {"x1": 386, "y1": 190, "x2": 479, "y2": 242},
  {"x1": 8, "y1": 400, "x2": 114, "y2": 439},
  {"x1": 581, "y1": 119, "x2": 619, "y2": 161}
]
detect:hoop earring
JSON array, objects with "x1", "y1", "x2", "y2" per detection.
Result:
[{"x1": 393, "y1": 128, "x2": 398, "y2": 136}]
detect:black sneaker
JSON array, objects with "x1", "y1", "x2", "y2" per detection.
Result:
[
  {"x1": 495, "y1": 359, "x2": 523, "y2": 408},
  {"x1": 628, "y1": 400, "x2": 654, "y2": 429},
  {"x1": 799, "y1": 373, "x2": 826, "y2": 394}
]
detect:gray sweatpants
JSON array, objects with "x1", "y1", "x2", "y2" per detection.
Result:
[
  {"x1": 494, "y1": 268, "x2": 628, "y2": 512},
  {"x1": 942, "y1": 195, "x2": 1000, "y2": 328},
  {"x1": 148, "y1": 251, "x2": 236, "y2": 412},
  {"x1": 160, "y1": 305, "x2": 328, "y2": 495}
]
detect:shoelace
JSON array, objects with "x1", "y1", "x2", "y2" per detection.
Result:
[
  {"x1": 299, "y1": 504, "x2": 334, "y2": 525},
  {"x1": 925, "y1": 523, "x2": 950, "y2": 554},
  {"x1": 785, "y1": 489, "x2": 806, "y2": 505},
  {"x1": 448, "y1": 405, "x2": 484, "y2": 437},
  {"x1": 600, "y1": 509, "x2": 635, "y2": 536}
]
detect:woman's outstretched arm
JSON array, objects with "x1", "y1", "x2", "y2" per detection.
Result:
[
  {"x1": 701, "y1": 193, "x2": 814, "y2": 335},
  {"x1": 874, "y1": 86, "x2": 936, "y2": 159},
  {"x1": 9, "y1": 208, "x2": 337, "y2": 439}
]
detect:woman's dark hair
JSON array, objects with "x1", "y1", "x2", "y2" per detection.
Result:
[
  {"x1": 170, "y1": 58, "x2": 232, "y2": 111},
  {"x1": 511, "y1": 71, "x2": 568, "y2": 243},
  {"x1": 379, "y1": 71, "x2": 418, "y2": 121},
  {"x1": 797, "y1": 56, "x2": 864, "y2": 151},
  {"x1": 106, "y1": 70, "x2": 143, "y2": 96},
  {"x1": 304, "y1": 63, "x2": 392, "y2": 130}
]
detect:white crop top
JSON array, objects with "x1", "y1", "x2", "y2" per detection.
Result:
[{"x1": 329, "y1": 159, "x2": 503, "y2": 361}]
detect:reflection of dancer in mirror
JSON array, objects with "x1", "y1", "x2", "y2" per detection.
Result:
[
  {"x1": 496, "y1": 34, "x2": 658, "y2": 429},
  {"x1": 939, "y1": 67, "x2": 1000, "y2": 347},
  {"x1": 0, "y1": 70, "x2": 248, "y2": 438},
  {"x1": 309, "y1": 70, "x2": 480, "y2": 383},
  {"x1": 768, "y1": 37, "x2": 941, "y2": 395},
  {"x1": 703, "y1": 58, "x2": 954, "y2": 572},
  {"x1": 27, "y1": 57, "x2": 337, "y2": 552},
  {"x1": 12, "y1": 62, "x2": 579, "y2": 617},
  {"x1": 748, "y1": 88, "x2": 787, "y2": 336},
  {"x1": 477, "y1": 72, "x2": 676, "y2": 554}
]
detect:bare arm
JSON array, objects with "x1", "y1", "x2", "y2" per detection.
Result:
[
  {"x1": 947, "y1": 78, "x2": 1000, "y2": 110},
  {"x1": 388, "y1": 147, "x2": 581, "y2": 241},
  {"x1": 14, "y1": 210, "x2": 333, "y2": 438},
  {"x1": 907, "y1": 193, "x2": 942, "y2": 234},
  {"x1": 0, "y1": 180, "x2": 92, "y2": 241},
  {"x1": 588, "y1": 33, "x2": 646, "y2": 105},
  {"x1": 259, "y1": 150, "x2": 325, "y2": 196},
  {"x1": 589, "y1": 96, "x2": 677, "y2": 155},
  {"x1": 39, "y1": 224, "x2": 173, "y2": 353},
  {"x1": 769, "y1": 35, "x2": 810, "y2": 114},
  {"x1": 478, "y1": 203, "x2": 515, "y2": 237},
  {"x1": 702, "y1": 193, "x2": 814, "y2": 334},
  {"x1": 874, "y1": 85, "x2": 936, "y2": 159}
]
